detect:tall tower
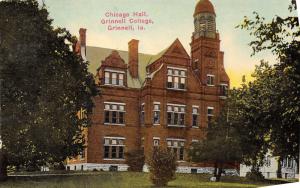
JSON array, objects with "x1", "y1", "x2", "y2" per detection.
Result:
[{"x1": 191, "y1": 0, "x2": 229, "y2": 88}]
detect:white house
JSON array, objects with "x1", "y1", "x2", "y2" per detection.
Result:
[{"x1": 240, "y1": 155, "x2": 299, "y2": 179}]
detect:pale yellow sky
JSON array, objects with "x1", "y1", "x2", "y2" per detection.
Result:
[{"x1": 40, "y1": 0, "x2": 297, "y2": 88}]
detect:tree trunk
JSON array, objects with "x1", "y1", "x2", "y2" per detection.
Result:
[
  {"x1": 295, "y1": 159, "x2": 299, "y2": 174},
  {"x1": 276, "y1": 157, "x2": 282, "y2": 178},
  {"x1": 216, "y1": 163, "x2": 223, "y2": 182},
  {"x1": 213, "y1": 162, "x2": 218, "y2": 177},
  {"x1": 0, "y1": 151, "x2": 8, "y2": 181}
]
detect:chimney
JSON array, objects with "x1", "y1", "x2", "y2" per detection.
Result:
[
  {"x1": 128, "y1": 39, "x2": 139, "y2": 78},
  {"x1": 79, "y1": 28, "x2": 87, "y2": 47}
]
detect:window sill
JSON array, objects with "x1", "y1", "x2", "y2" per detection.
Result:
[
  {"x1": 219, "y1": 96, "x2": 227, "y2": 99},
  {"x1": 207, "y1": 84, "x2": 215, "y2": 87},
  {"x1": 167, "y1": 125, "x2": 186, "y2": 128},
  {"x1": 103, "y1": 158, "x2": 125, "y2": 161},
  {"x1": 153, "y1": 124, "x2": 160, "y2": 126},
  {"x1": 177, "y1": 160, "x2": 186, "y2": 163},
  {"x1": 103, "y1": 84, "x2": 126, "y2": 87},
  {"x1": 104, "y1": 123, "x2": 125, "y2": 126},
  {"x1": 167, "y1": 88, "x2": 186, "y2": 91},
  {"x1": 192, "y1": 126, "x2": 199, "y2": 129}
]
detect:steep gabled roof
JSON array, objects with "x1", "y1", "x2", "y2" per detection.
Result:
[{"x1": 85, "y1": 39, "x2": 190, "y2": 88}]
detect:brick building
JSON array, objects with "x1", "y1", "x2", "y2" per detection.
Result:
[{"x1": 67, "y1": 0, "x2": 233, "y2": 173}]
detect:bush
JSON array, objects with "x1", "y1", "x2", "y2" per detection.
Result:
[
  {"x1": 246, "y1": 170, "x2": 265, "y2": 181},
  {"x1": 125, "y1": 149, "x2": 145, "y2": 172},
  {"x1": 148, "y1": 148, "x2": 178, "y2": 187}
]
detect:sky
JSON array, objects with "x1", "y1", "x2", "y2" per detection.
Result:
[{"x1": 39, "y1": 0, "x2": 297, "y2": 87}]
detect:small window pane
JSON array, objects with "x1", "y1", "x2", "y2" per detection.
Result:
[
  {"x1": 193, "y1": 108, "x2": 198, "y2": 114},
  {"x1": 105, "y1": 111, "x2": 110, "y2": 123},
  {"x1": 167, "y1": 112, "x2": 172, "y2": 124},
  {"x1": 168, "y1": 69, "x2": 172, "y2": 74},
  {"x1": 112, "y1": 105, "x2": 117, "y2": 110},
  {"x1": 104, "y1": 146, "x2": 110, "y2": 158},
  {"x1": 119, "y1": 74, "x2": 124, "y2": 86},
  {"x1": 104, "y1": 138, "x2": 110, "y2": 145},
  {"x1": 180, "y1": 71, "x2": 186, "y2": 76},
  {"x1": 174, "y1": 70, "x2": 179, "y2": 75},
  {"x1": 119, "y1": 105, "x2": 124, "y2": 111},
  {"x1": 167, "y1": 106, "x2": 172, "y2": 111},
  {"x1": 112, "y1": 111, "x2": 117, "y2": 123},
  {"x1": 153, "y1": 111, "x2": 160, "y2": 124},
  {"x1": 111, "y1": 146, "x2": 117, "y2": 158},
  {"x1": 105, "y1": 104, "x2": 110, "y2": 110},
  {"x1": 119, "y1": 112, "x2": 124, "y2": 124},
  {"x1": 112, "y1": 73, "x2": 117, "y2": 85},
  {"x1": 174, "y1": 141, "x2": 178, "y2": 147},
  {"x1": 105, "y1": 72, "x2": 110, "y2": 84},
  {"x1": 118, "y1": 146, "x2": 124, "y2": 159}
]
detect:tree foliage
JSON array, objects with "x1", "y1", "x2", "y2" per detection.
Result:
[
  {"x1": 189, "y1": 109, "x2": 242, "y2": 181},
  {"x1": 148, "y1": 148, "x2": 177, "y2": 187},
  {"x1": 125, "y1": 149, "x2": 145, "y2": 172},
  {"x1": 0, "y1": 0, "x2": 97, "y2": 174},
  {"x1": 235, "y1": 0, "x2": 299, "y2": 172}
]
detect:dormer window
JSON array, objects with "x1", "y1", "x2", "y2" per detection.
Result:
[
  {"x1": 207, "y1": 74, "x2": 215, "y2": 86},
  {"x1": 167, "y1": 67, "x2": 187, "y2": 90},
  {"x1": 104, "y1": 69, "x2": 125, "y2": 86}
]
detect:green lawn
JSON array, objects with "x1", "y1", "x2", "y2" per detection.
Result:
[{"x1": 0, "y1": 172, "x2": 292, "y2": 188}]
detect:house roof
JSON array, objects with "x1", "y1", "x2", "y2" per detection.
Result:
[
  {"x1": 85, "y1": 38, "x2": 190, "y2": 88},
  {"x1": 85, "y1": 46, "x2": 167, "y2": 88}
]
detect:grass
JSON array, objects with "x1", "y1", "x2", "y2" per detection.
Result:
[{"x1": 0, "y1": 171, "x2": 293, "y2": 188}]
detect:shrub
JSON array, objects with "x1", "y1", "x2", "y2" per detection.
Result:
[
  {"x1": 125, "y1": 149, "x2": 145, "y2": 172},
  {"x1": 246, "y1": 170, "x2": 265, "y2": 181},
  {"x1": 148, "y1": 148, "x2": 178, "y2": 187}
]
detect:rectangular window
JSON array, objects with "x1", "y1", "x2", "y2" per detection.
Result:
[
  {"x1": 167, "y1": 67, "x2": 187, "y2": 90},
  {"x1": 112, "y1": 73, "x2": 117, "y2": 85},
  {"x1": 207, "y1": 107, "x2": 214, "y2": 123},
  {"x1": 111, "y1": 146, "x2": 117, "y2": 159},
  {"x1": 112, "y1": 111, "x2": 117, "y2": 123},
  {"x1": 103, "y1": 70, "x2": 125, "y2": 86},
  {"x1": 118, "y1": 146, "x2": 124, "y2": 159},
  {"x1": 153, "y1": 138, "x2": 160, "y2": 148},
  {"x1": 105, "y1": 72, "x2": 110, "y2": 84},
  {"x1": 105, "y1": 111, "x2": 110, "y2": 123},
  {"x1": 153, "y1": 103, "x2": 160, "y2": 125},
  {"x1": 207, "y1": 74, "x2": 215, "y2": 86},
  {"x1": 220, "y1": 84, "x2": 228, "y2": 97},
  {"x1": 192, "y1": 107, "x2": 199, "y2": 127},
  {"x1": 167, "y1": 104, "x2": 185, "y2": 127},
  {"x1": 119, "y1": 74, "x2": 124, "y2": 86},
  {"x1": 119, "y1": 112, "x2": 124, "y2": 124},
  {"x1": 104, "y1": 102, "x2": 125, "y2": 125},
  {"x1": 167, "y1": 139, "x2": 185, "y2": 161},
  {"x1": 141, "y1": 103, "x2": 145, "y2": 125},
  {"x1": 103, "y1": 137, "x2": 125, "y2": 160},
  {"x1": 104, "y1": 146, "x2": 110, "y2": 158}
]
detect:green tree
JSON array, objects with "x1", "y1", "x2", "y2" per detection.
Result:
[
  {"x1": 148, "y1": 148, "x2": 177, "y2": 187},
  {"x1": 125, "y1": 149, "x2": 145, "y2": 172},
  {"x1": 0, "y1": 0, "x2": 97, "y2": 178},
  {"x1": 236, "y1": 0, "x2": 299, "y2": 176},
  {"x1": 189, "y1": 110, "x2": 242, "y2": 182}
]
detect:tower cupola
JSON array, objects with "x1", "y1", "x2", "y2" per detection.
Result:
[{"x1": 193, "y1": 0, "x2": 216, "y2": 39}]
